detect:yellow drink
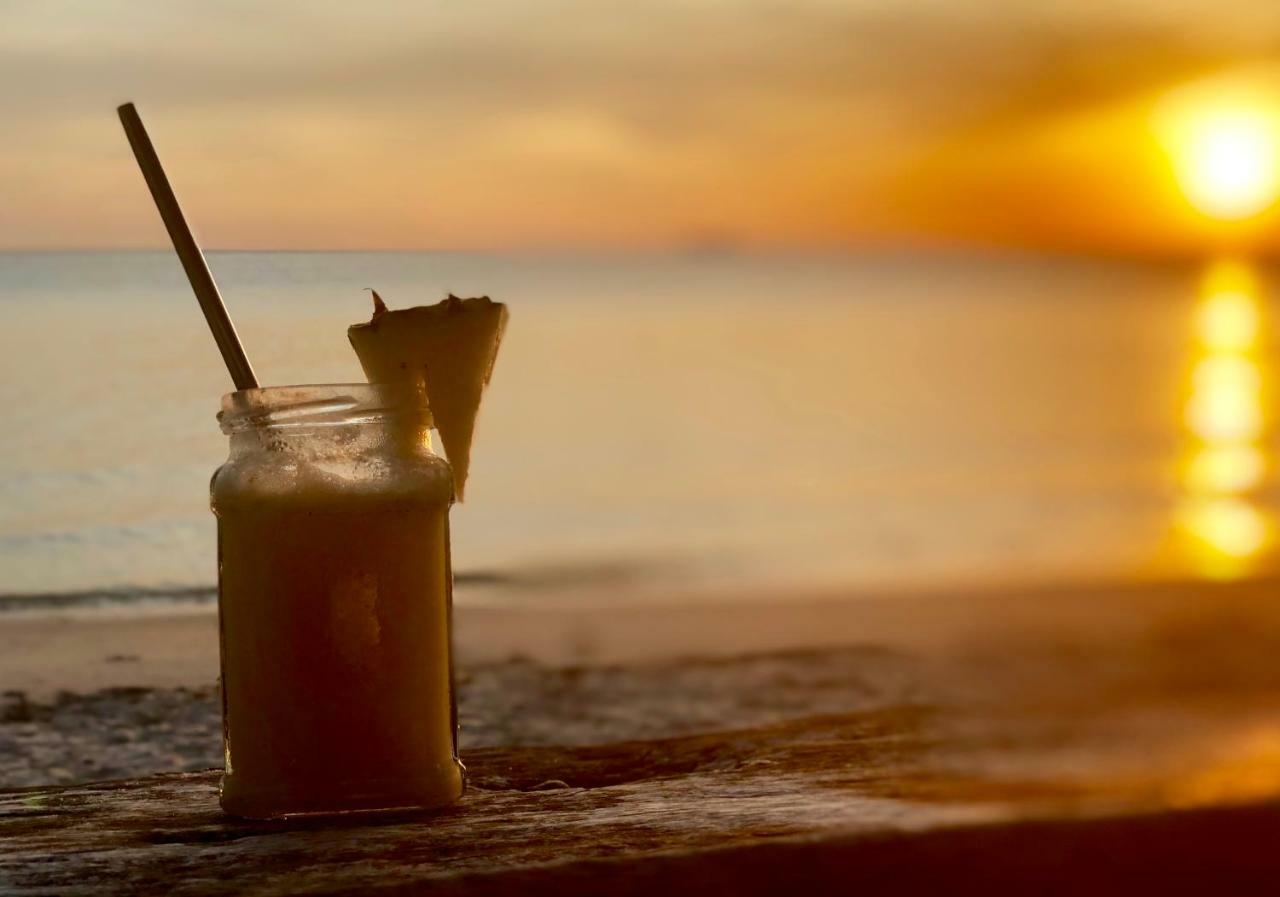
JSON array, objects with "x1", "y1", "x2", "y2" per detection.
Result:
[{"x1": 211, "y1": 385, "x2": 463, "y2": 818}]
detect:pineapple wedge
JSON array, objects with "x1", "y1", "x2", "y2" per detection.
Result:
[{"x1": 349, "y1": 291, "x2": 507, "y2": 499}]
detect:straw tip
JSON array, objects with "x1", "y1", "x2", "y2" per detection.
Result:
[{"x1": 117, "y1": 101, "x2": 136, "y2": 115}]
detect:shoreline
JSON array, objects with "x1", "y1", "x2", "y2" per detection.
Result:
[{"x1": 4, "y1": 574, "x2": 1278, "y2": 700}]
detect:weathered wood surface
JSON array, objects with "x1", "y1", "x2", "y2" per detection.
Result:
[
  {"x1": 6, "y1": 582, "x2": 1280, "y2": 894},
  {"x1": 5, "y1": 734, "x2": 1280, "y2": 897}
]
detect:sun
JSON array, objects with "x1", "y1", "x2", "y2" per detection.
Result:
[
  {"x1": 1159, "y1": 96, "x2": 1280, "y2": 220},
  {"x1": 1180, "y1": 111, "x2": 1279, "y2": 219}
]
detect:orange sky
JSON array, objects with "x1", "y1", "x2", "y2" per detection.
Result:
[{"x1": 4, "y1": 1, "x2": 1280, "y2": 255}]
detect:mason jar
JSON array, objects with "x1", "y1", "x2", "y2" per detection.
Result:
[{"x1": 210, "y1": 384, "x2": 464, "y2": 818}]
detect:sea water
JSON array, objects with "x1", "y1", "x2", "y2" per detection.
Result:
[{"x1": 1, "y1": 249, "x2": 1277, "y2": 609}]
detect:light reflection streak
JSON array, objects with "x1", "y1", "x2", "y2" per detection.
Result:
[
  {"x1": 1175, "y1": 260, "x2": 1273, "y2": 579},
  {"x1": 1166, "y1": 727, "x2": 1280, "y2": 808}
]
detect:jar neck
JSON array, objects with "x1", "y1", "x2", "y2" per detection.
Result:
[
  {"x1": 219, "y1": 384, "x2": 434, "y2": 460},
  {"x1": 228, "y1": 419, "x2": 436, "y2": 460}
]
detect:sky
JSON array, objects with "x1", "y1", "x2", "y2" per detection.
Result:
[{"x1": 4, "y1": 0, "x2": 1280, "y2": 254}]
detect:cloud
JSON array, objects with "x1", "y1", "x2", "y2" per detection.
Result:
[{"x1": 3, "y1": 0, "x2": 1280, "y2": 249}]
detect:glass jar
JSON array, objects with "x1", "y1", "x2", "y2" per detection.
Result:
[{"x1": 210, "y1": 384, "x2": 464, "y2": 818}]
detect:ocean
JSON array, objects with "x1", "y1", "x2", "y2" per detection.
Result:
[{"x1": 2, "y1": 249, "x2": 1277, "y2": 611}]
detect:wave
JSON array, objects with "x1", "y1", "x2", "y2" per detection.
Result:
[
  {"x1": 0, "y1": 585, "x2": 217, "y2": 614},
  {"x1": 0, "y1": 558, "x2": 683, "y2": 614}
]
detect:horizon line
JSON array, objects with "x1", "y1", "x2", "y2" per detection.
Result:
[{"x1": 0, "y1": 243, "x2": 1274, "y2": 265}]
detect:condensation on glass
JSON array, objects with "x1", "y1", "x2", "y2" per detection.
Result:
[{"x1": 211, "y1": 384, "x2": 463, "y2": 818}]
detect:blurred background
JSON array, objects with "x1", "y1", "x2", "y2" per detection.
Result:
[{"x1": 4, "y1": 0, "x2": 1280, "y2": 608}]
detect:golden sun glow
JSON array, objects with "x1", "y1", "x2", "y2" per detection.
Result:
[{"x1": 1158, "y1": 94, "x2": 1280, "y2": 220}]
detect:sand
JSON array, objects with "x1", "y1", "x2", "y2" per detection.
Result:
[
  {"x1": 1, "y1": 576, "x2": 1233, "y2": 699},
  {"x1": 5, "y1": 576, "x2": 1279, "y2": 790}
]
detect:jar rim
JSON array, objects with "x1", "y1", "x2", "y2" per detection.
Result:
[{"x1": 218, "y1": 383, "x2": 426, "y2": 434}]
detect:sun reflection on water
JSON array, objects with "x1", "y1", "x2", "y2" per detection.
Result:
[{"x1": 1176, "y1": 260, "x2": 1274, "y2": 579}]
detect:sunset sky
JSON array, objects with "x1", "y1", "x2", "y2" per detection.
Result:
[{"x1": 4, "y1": 1, "x2": 1280, "y2": 255}]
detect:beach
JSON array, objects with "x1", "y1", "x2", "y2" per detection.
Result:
[{"x1": 7, "y1": 575, "x2": 1280, "y2": 791}]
